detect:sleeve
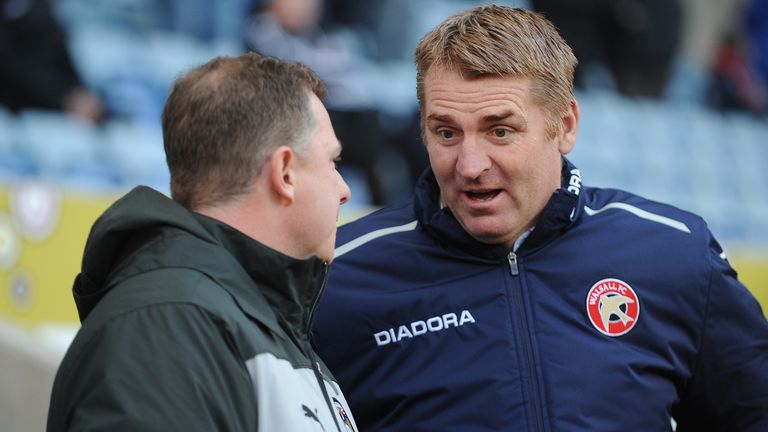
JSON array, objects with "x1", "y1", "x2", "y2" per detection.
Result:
[
  {"x1": 47, "y1": 304, "x2": 258, "y2": 432},
  {"x1": 674, "y1": 236, "x2": 768, "y2": 432}
]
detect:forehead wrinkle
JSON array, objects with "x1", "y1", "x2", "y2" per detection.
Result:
[
  {"x1": 429, "y1": 84, "x2": 524, "y2": 101},
  {"x1": 428, "y1": 95, "x2": 526, "y2": 118},
  {"x1": 426, "y1": 70, "x2": 532, "y2": 106}
]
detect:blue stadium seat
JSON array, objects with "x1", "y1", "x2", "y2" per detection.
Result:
[
  {"x1": 571, "y1": 91, "x2": 767, "y2": 246},
  {"x1": 15, "y1": 110, "x2": 119, "y2": 190},
  {"x1": 143, "y1": 30, "x2": 243, "y2": 95},
  {"x1": 102, "y1": 120, "x2": 170, "y2": 194},
  {"x1": 0, "y1": 106, "x2": 36, "y2": 180}
]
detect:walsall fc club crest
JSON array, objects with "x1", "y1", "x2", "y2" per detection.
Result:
[{"x1": 586, "y1": 278, "x2": 640, "y2": 337}]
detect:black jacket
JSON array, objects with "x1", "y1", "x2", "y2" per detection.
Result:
[{"x1": 48, "y1": 186, "x2": 358, "y2": 432}]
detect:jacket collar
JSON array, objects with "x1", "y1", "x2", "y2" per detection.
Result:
[
  {"x1": 193, "y1": 213, "x2": 329, "y2": 340},
  {"x1": 414, "y1": 158, "x2": 584, "y2": 260},
  {"x1": 74, "y1": 186, "x2": 327, "y2": 339}
]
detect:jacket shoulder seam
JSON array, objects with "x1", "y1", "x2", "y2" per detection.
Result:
[
  {"x1": 584, "y1": 202, "x2": 691, "y2": 233},
  {"x1": 335, "y1": 220, "x2": 418, "y2": 259}
]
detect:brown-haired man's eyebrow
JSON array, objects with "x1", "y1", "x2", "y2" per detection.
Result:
[{"x1": 426, "y1": 113, "x2": 455, "y2": 124}]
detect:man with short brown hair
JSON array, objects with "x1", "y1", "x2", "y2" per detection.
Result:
[
  {"x1": 313, "y1": 6, "x2": 768, "y2": 431},
  {"x1": 48, "y1": 53, "x2": 358, "y2": 432}
]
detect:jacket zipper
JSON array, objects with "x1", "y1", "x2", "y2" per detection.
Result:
[
  {"x1": 507, "y1": 252, "x2": 545, "y2": 431},
  {"x1": 306, "y1": 263, "x2": 343, "y2": 432},
  {"x1": 307, "y1": 263, "x2": 330, "y2": 335},
  {"x1": 312, "y1": 360, "x2": 343, "y2": 432},
  {"x1": 508, "y1": 252, "x2": 519, "y2": 275}
]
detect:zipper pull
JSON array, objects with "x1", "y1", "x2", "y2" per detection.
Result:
[
  {"x1": 507, "y1": 252, "x2": 519, "y2": 276},
  {"x1": 313, "y1": 361, "x2": 343, "y2": 432}
]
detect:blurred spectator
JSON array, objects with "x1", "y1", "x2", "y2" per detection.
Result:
[
  {"x1": 155, "y1": 0, "x2": 254, "y2": 42},
  {"x1": 746, "y1": 0, "x2": 768, "y2": 105},
  {"x1": 245, "y1": 0, "x2": 373, "y2": 109},
  {"x1": 706, "y1": 0, "x2": 768, "y2": 115},
  {"x1": 660, "y1": 0, "x2": 739, "y2": 103},
  {"x1": 532, "y1": 0, "x2": 683, "y2": 98},
  {"x1": 323, "y1": 0, "x2": 531, "y2": 63},
  {"x1": 708, "y1": 31, "x2": 768, "y2": 115},
  {"x1": 245, "y1": 0, "x2": 423, "y2": 205},
  {"x1": 0, "y1": 0, "x2": 104, "y2": 122}
]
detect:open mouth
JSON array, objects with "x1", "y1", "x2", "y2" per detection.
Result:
[{"x1": 465, "y1": 189, "x2": 501, "y2": 202}]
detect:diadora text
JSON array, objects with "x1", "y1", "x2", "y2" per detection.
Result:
[{"x1": 374, "y1": 310, "x2": 476, "y2": 346}]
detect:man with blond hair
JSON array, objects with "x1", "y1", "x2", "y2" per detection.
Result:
[
  {"x1": 312, "y1": 6, "x2": 768, "y2": 431},
  {"x1": 48, "y1": 53, "x2": 358, "y2": 432}
]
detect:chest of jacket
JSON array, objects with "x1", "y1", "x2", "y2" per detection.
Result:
[{"x1": 317, "y1": 223, "x2": 706, "y2": 431}]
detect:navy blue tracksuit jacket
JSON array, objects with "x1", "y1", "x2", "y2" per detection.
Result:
[{"x1": 313, "y1": 160, "x2": 768, "y2": 431}]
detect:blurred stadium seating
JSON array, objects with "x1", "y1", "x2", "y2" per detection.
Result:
[{"x1": 572, "y1": 90, "x2": 768, "y2": 247}]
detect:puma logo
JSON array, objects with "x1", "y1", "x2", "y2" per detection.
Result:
[{"x1": 302, "y1": 404, "x2": 325, "y2": 431}]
